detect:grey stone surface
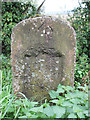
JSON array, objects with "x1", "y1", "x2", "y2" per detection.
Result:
[{"x1": 11, "y1": 16, "x2": 76, "y2": 100}]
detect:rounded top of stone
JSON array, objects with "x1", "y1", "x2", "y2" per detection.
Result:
[{"x1": 12, "y1": 15, "x2": 75, "y2": 35}]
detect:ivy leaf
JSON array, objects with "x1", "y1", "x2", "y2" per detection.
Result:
[
  {"x1": 68, "y1": 113, "x2": 77, "y2": 118},
  {"x1": 77, "y1": 112, "x2": 85, "y2": 118},
  {"x1": 52, "y1": 106, "x2": 65, "y2": 118},
  {"x1": 43, "y1": 106, "x2": 55, "y2": 117},
  {"x1": 49, "y1": 90, "x2": 59, "y2": 99}
]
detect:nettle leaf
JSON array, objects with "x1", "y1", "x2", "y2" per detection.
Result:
[
  {"x1": 29, "y1": 114, "x2": 39, "y2": 118},
  {"x1": 29, "y1": 106, "x2": 43, "y2": 113},
  {"x1": 57, "y1": 87, "x2": 65, "y2": 93},
  {"x1": 50, "y1": 99, "x2": 59, "y2": 104},
  {"x1": 65, "y1": 86, "x2": 74, "y2": 92},
  {"x1": 52, "y1": 106, "x2": 65, "y2": 118},
  {"x1": 36, "y1": 112, "x2": 47, "y2": 118},
  {"x1": 65, "y1": 92, "x2": 75, "y2": 99},
  {"x1": 61, "y1": 101, "x2": 73, "y2": 107},
  {"x1": 21, "y1": 108, "x2": 29, "y2": 114},
  {"x1": 57, "y1": 84, "x2": 66, "y2": 89},
  {"x1": 68, "y1": 113, "x2": 77, "y2": 118},
  {"x1": 19, "y1": 116, "x2": 27, "y2": 118},
  {"x1": 28, "y1": 102, "x2": 38, "y2": 107},
  {"x1": 73, "y1": 105, "x2": 82, "y2": 113},
  {"x1": 26, "y1": 113, "x2": 32, "y2": 117},
  {"x1": 70, "y1": 98, "x2": 81, "y2": 104},
  {"x1": 67, "y1": 107, "x2": 73, "y2": 113},
  {"x1": 75, "y1": 90, "x2": 87, "y2": 99},
  {"x1": 49, "y1": 90, "x2": 59, "y2": 99},
  {"x1": 77, "y1": 112, "x2": 85, "y2": 118},
  {"x1": 57, "y1": 84, "x2": 62, "y2": 88},
  {"x1": 43, "y1": 106, "x2": 55, "y2": 117},
  {"x1": 50, "y1": 99, "x2": 64, "y2": 105}
]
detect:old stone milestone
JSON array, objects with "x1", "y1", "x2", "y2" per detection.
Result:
[{"x1": 11, "y1": 16, "x2": 76, "y2": 100}]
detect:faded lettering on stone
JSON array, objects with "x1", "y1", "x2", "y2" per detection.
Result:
[{"x1": 11, "y1": 16, "x2": 76, "y2": 100}]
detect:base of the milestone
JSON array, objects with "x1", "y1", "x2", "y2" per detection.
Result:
[{"x1": 11, "y1": 16, "x2": 76, "y2": 101}]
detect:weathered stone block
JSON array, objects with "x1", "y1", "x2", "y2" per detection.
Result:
[{"x1": 11, "y1": 16, "x2": 76, "y2": 100}]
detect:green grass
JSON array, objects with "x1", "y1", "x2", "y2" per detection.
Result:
[
  {"x1": 0, "y1": 57, "x2": 89, "y2": 118},
  {"x1": 0, "y1": 69, "x2": 88, "y2": 118}
]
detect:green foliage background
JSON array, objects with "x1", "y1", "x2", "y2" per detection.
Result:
[
  {"x1": 67, "y1": 1, "x2": 89, "y2": 83},
  {"x1": 1, "y1": 1, "x2": 37, "y2": 56}
]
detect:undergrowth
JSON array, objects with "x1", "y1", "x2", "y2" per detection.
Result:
[{"x1": 0, "y1": 66, "x2": 88, "y2": 118}]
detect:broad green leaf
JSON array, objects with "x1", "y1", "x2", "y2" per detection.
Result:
[
  {"x1": 68, "y1": 113, "x2": 77, "y2": 118},
  {"x1": 27, "y1": 101, "x2": 38, "y2": 107},
  {"x1": 65, "y1": 93, "x2": 73, "y2": 99},
  {"x1": 26, "y1": 113, "x2": 32, "y2": 117},
  {"x1": 58, "y1": 96, "x2": 65, "y2": 100},
  {"x1": 67, "y1": 107, "x2": 73, "y2": 113},
  {"x1": 77, "y1": 112, "x2": 85, "y2": 118},
  {"x1": 29, "y1": 106, "x2": 43, "y2": 113},
  {"x1": 57, "y1": 84, "x2": 65, "y2": 90},
  {"x1": 43, "y1": 106, "x2": 55, "y2": 117},
  {"x1": 22, "y1": 108, "x2": 29, "y2": 114},
  {"x1": 52, "y1": 106, "x2": 65, "y2": 118},
  {"x1": 83, "y1": 110, "x2": 88, "y2": 116},
  {"x1": 36, "y1": 112, "x2": 47, "y2": 118},
  {"x1": 77, "y1": 105, "x2": 87, "y2": 112},
  {"x1": 57, "y1": 87, "x2": 65, "y2": 93},
  {"x1": 74, "y1": 90, "x2": 87, "y2": 99},
  {"x1": 70, "y1": 98, "x2": 81, "y2": 104},
  {"x1": 73, "y1": 105, "x2": 82, "y2": 113},
  {"x1": 49, "y1": 90, "x2": 59, "y2": 99},
  {"x1": 62, "y1": 101, "x2": 73, "y2": 107},
  {"x1": 65, "y1": 86, "x2": 74, "y2": 91},
  {"x1": 18, "y1": 116, "x2": 27, "y2": 118},
  {"x1": 57, "y1": 84, "x2": 62, "y2": 88},
  {"x1": 30, "y1": 114, "x2": 39, "y2": 118},
  {"x1": 7, "y1": 106, "x2": 15, "y2": 113},
  {"x1": 50, "y1": 98, "x2": 64, "y2": 105},
  {"x1": 50, "y1": 99, "x2": 59, "y2": 104}
]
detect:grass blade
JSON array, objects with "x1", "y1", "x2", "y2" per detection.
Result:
[{"x1": 15, "y1": 107, "x2": 21, "y2": 118}]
